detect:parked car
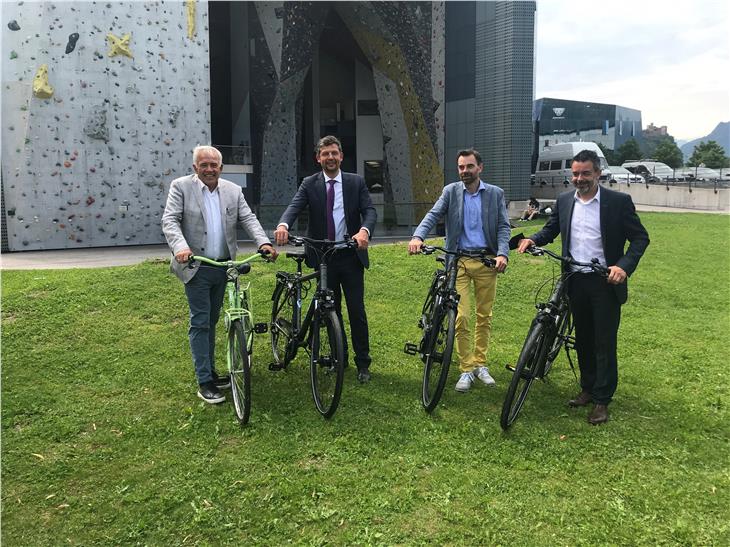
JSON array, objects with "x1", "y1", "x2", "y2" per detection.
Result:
[{"x1": 607, "y1": 166, "x2": 644, "y2": 184}]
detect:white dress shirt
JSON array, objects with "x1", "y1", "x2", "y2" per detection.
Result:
[
  {"x1": 198, "y1": 177, "x2": 227, "y2": 259},
  {"x1": 569, "y1": 187, "x2": 607, "y2": 272}
]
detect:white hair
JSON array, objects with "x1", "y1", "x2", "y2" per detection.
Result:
[{"x1": 192, "y1": 145, "x2": 222, "y2": 165}]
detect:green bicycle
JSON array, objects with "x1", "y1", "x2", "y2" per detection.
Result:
[{"x1": 190, "y1": 251, "x2": 270, "y2": 425}]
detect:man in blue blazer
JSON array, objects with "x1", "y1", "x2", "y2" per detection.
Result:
[
  {"x1": 275, "y1": 136, "x2": 377, "y2": 383},
  {"x1": 409, "y1": 149, "x2": 511, "y2": 393},
  {"x1": 518, "y1": 149, "x2": 649, "y2": 424}
]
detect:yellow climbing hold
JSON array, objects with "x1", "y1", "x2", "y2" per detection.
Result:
[
  {"x1": 32, "y1": 64, "x2": 54, "y2": 98},
  {"x1": 186, "y1": 0, "x2": 196, "y2": 40},
  {"x1": 107, "y1": 33, "x2": 133, "y2": 58}
]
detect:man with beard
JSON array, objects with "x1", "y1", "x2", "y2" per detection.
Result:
[
  {"x1": 274, "y1": 135, "x2": 377, "y2": 383},
  {"x1": 518, "y1": 149, "x2": 649, "y2": 425},
  {"x1": 408, "y1": 149, "x2": 511, "y2": 393}
]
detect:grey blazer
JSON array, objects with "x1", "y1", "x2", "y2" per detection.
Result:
[
  {"x1": 413, "y1": 181, "x2": 511, "y2": 258},
  {"x1": 161, "y1": 174, "x2": 270, "y2": 283}
]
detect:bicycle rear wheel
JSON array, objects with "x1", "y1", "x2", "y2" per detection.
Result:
[
  {"x1": 228, "y1": 320, "x2": 251, "y2": 425},
  {"x1": 422, "y1": 306, "x2": 456, "y2": 412},
  {"x1": 500, "y1": 321, "x2": 551, "y2": 430},
  {"x1": 271, "y1": 281, "x2": 296, "y2": 366},
  {"x1": 310, "y1": 309, "x2": 345, "y2": 418}
]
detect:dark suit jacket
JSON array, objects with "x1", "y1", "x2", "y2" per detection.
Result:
[
  {"x1": 278, "y1": 171, "x2": 377, "y2": 268},
  {"x1": 530, "y1": 185, "x2": 649, "y2": 304}
]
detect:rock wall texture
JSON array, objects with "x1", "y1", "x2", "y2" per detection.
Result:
[{"x1": 1, "y1": 1, "x2": 211, "y2": 251}]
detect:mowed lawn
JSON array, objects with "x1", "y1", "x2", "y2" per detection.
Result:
[{"x1": 2, "y1": 212, "x2": 728, "y2": 545}]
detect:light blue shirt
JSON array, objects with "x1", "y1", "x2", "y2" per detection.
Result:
[
  {"x1": 198, "y1": 177, "x2": 227, "y2": 259},
  {"x1": 325, "y1": 171, "x2": 346, "y2": 240},
  {"x1": 458, "y1": 181, "x2": 488, "y2": 250}
]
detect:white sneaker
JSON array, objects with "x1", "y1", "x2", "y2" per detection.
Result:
[
  {"x1": 455, "y1": 372, "x2": 474, "y2": 392},
  {"x1": 474, "y1": 366, "x2": 496, "y2": 386}
]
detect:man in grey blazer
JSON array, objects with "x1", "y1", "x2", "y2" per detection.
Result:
[
  {"x1": 409, "y1": 149, "x2": 511, "y2": 393},
  {"x1": 162, "y1": 145, "x2": 277, "y2": 404}
]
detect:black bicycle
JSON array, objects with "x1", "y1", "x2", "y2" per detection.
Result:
[
  {"x1": 270, "y1": 236, "x2": 356, "y2": 418},
  {"x1": 404, "y1": 246, "x2": 496, "y2": 412},
  {"x1": 500, "y1": 245, "x2": 608, "y2": 430}
]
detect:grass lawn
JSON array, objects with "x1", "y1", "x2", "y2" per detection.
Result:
[{"x1": 2, "y1": 212, "x2": 728, "y2": 545}]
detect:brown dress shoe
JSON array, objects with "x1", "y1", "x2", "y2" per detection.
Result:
[
  {"x1": 568, "y1": 391, "x2": 592, "y2": 407},
  {"x1": 588, "y1": 404, "x2": 609, "y2": 425}
]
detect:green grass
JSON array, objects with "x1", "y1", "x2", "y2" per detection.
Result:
[{"x1": 2, "y1": 213, "x2": 729, "y2": 545}]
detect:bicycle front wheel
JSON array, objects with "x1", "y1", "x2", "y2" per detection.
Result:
[
  {"x1": 544, "y1": 309, "x2": 570, "y2": 378},
  {"x1": 500, "y1": 321, "x2": 550, "y2": 430},
  {"x1": 310, "y1": 309, "x2": 345, "y2": 418},
  {"x1": 422, "y1": 306, "x2": 456, "y2": 412},
  {"x1": 228, "y1": 320, "x2": 251, "y2": 425},
  {"x1": 271, "y1": 281, "x2": 296, "y2": 366}
]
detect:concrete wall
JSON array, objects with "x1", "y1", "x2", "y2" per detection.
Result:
[
  {"x1": 1, "y1": 1, "x2": 211, "y2": 251},
  {"x1": 531, "y1": 183, "x2": 730, "y2": 212}
]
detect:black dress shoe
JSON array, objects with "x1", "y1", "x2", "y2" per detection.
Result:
[
  {"x1": 588, "y1": 404, "x2": 609, "y2": 425},
  {"x1": 568, "y1": 390, "x2": 592, "y2": 407},
  {"x1": 197, "y1": 382, "x2": 225, "y2": 404},
  {"x1": 357, "y1": 369, "x2": 371, "y2": 384}
]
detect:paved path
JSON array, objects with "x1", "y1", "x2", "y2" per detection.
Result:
[{"x1": 1, "y1": 206, "x2": 726, "y2": 270}]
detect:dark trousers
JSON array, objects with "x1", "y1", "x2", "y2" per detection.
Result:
[
  {"x1": 184, "y1": 265, "x2": 227, "y2": 385},
  {"x1": 568, "y1": 273, "x2": 621, "y2": 405},
  {"x1": 325, "y1": 249, "x2": 371, "y2": 371}
]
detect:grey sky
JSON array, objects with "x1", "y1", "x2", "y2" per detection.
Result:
[{"x1": 535, "y1": 0, "x2": 730, "y2": 140}]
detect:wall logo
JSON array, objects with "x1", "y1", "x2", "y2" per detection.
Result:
[{"x1": 552, "y1": 107, "x2": 566, "y2": 119}]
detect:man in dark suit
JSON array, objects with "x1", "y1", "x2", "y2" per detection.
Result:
[
  {"x1": 274, "y1": 135, "x2": 377, "y2": 383},
  {"x1": 518, "y1": 149, "x2": 649, "y2": 424}
]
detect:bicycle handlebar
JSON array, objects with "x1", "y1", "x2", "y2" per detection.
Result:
[
  {"x1": 288, "y1": 235, "x2": 358, "y2": 249},
  {"x1": 421, "y1": 245, "x2": 497, "y2": 268},
  {"x1": 189, "y1": 249, "x2": 271, "y2": 269},
  {"x1": 526, "y1": 246, "x2": 609, "y2": 276}
]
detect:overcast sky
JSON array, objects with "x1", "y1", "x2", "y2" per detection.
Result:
[{"x1": 534, "y1": 0, "x2": 730, "y2": 141}]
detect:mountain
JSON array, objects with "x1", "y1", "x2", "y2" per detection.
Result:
[{"x1": 681, "y1": 122, "x2": 730, "y2": 161}]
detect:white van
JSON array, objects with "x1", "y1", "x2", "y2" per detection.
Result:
[{"x1": 534, "y1": 142, "x2": 609, "y2": 185}]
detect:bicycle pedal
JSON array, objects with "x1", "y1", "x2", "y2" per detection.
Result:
[
  {"x1": 505, "y1": 364, "x2": 516, "y2": 372},
  {"x1": 253, "y1": 322, "x2": 268, "y2": 334},
  {"x1": 268, "y1": 362, "x2": 284, "y2": 371},
  {"x1": 403, "y1": 343, "x2": 418, "y2": 355}
]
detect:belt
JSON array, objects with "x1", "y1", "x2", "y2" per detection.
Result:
[{"x1": 458, "y1": 248, "x2": 495, "y2": 257}]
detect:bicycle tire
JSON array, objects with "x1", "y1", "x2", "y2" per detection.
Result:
[
  {"x1": 422, "y1": 306, "x2": 456, "y2": 412},
  {"x1": 240, "y1": 286, "x2": 254, "y2": 354},
  {"x1": 310, "y1": 308, "x2": 345, "y2": 418},
  {"x1": 500, "y1": 321, "x2": 551, "y2": 430},
  {"x1": 228, "y1": 320, "x2": 251, "y2": 425},
  {"x1": 270, "y1": 281, "x2": 296, "y2": 366}
]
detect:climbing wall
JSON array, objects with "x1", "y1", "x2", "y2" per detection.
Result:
[
  {"x1": 1, "y1": 1, "x2": 211, "y2": 251},
  {"x1": 252, "y1": 1, "x2": 445, "y2": 222}
]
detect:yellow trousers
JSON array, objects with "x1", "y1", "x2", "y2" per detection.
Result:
[{"x1": 455, "y1": 257, "x2": 498, "y2": 372}]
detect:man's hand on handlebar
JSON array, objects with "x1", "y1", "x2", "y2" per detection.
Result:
[
  {"x1": 408, "y1": 238, "x2": 424, "y2": 255},
  {"x1": 494, "y1": 255, "x2": 508, "y2": 273},
  {"x1": 274, "y1": 225, "x2": 289, "y2": 246},
  {"x1": 175, "y1": 248, "x2": 193, "y2": 263},
  {"x1": 351, "y1": 229, "x2": 369, "y2": 250},
  {"x1": 517, "y1": 238, "x2": 535, "y2": 253},
  {"x1": 259, "y1": 243, "x2": 279, "y2": 262},
  {"x1": 607, "y1": 265, "x2": 627, "y2": 285}
]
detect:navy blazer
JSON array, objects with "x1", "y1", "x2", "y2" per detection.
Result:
[
  {"x1": 278, "y1": 171, "x2": 377, "y2": 268},
  {"x1": 530, "y1": 186, "x2": 649, "y2": 304}
]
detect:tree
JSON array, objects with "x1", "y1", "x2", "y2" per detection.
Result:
[
  {"x1": 597, "y1": 143, "x2": 617, "y2": 165},
  {"x1": 616, "y1": 138, "x2": 642, "y2": 165},
  {"x1": 687, "y1": 140, "x2": 730, "y2": 169},
  {"x1": 653, "y1": 139, "x2": 684, "y2": 168}
]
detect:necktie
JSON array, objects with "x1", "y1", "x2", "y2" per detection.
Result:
[{"x1": 326, "y1": 179, "x2": 336, "y2": 240}]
